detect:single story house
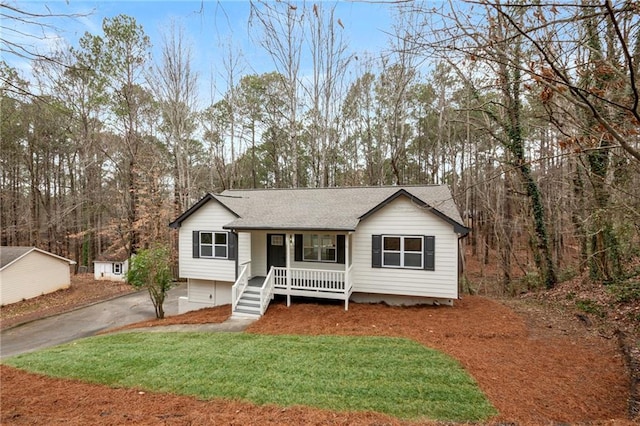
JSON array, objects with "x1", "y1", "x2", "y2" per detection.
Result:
[
  {"x1": 169, "y1": 186, "x2": 469, "y2": 317},
  {"x1": 0, "y1": 246, "x2": 76, "y2": 306},
  {"x1": 93, "y1": 247, "x2": 128, "y2": 282}
]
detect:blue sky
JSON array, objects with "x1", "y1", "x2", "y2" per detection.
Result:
[{"x1": 8, "y1": 1, "x2": 400, "y2": 103}]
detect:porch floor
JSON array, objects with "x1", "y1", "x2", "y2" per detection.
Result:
[{"x1": 248, "y1": 276, "x2": 265, "y2": 287}]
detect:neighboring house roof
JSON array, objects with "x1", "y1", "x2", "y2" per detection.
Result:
[
  {"x1": 0, "y1": 246, "x2": 76, "y2": 271},
  {"x1": 94, "y1": 246, "x2": 128, "y2": 263},
  {"x1": 170, "y1": 186, "x2": 469, "y2": 235}
]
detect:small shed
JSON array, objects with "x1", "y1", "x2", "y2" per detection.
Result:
[
  {"x1": 0, "y1": 246, "x2": 76, "y2": 306},
  {"x1": 93, "y1": 248, "x2": 128, "y2": 282}
]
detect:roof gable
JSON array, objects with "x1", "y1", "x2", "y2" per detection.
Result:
[
  {"x1": 0, "y1": 246, "x2": 76, "y2": 271},
  {"x1": 169, "y1": 193, "x2": 240, "y2": 229},
  {"x1": 359, "y1": 189, "x2": 469, "y2": 235},
  {"x1": 94, "y1": 245, "x2": 128, "y2": 262},
  {"x1": 169, "y1": 186, "x2": 468, "y2": 235}
]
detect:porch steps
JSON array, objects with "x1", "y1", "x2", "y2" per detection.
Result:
[{"x1": 232, "y1": 284, "x2": 263, "y2": 319}]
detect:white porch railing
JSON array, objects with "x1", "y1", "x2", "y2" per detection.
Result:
[
  {"x1": 272, "y1": 266, "x2": 352, "y2": 309},
  {"x1": 259, "y1": 267, "x2": 276, "y2": 315},
  {"x1": 231, "y1": 261, "x2": 250, "y2": 312},
  {"x1": 234, "y1": 263, "x2": 352, "y2": 316}
]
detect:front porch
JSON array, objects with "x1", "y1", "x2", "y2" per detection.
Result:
[
  {"x1": 231, "y1": 230, "x2": 354, "y2": 318},
  {"x1": 232, "y1": 263, "x2": 354, "y2": 317}
]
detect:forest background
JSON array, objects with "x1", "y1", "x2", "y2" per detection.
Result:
[{"x1": 2, "y1": 0, "x2": 639, "y2": 296}]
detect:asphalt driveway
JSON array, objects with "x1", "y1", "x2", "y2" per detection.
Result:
[{"x1": 0, "y1": 284, "x2": 186, "y2": 359}]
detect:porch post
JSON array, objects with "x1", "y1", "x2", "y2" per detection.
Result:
[
  {"x1": 286, "y1": 232, "x2": 291, "y2": 307},
  {"x1": 344, "y1": 232, "x2": 350, "y2": 311}
]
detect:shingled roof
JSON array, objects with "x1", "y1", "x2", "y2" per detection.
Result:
[
  {"x1": 0, "y1": 246, "x2": 75, "y2": 271},
  {"x1": 170, "y1": 186, "x2": 468, "y2": 234}
]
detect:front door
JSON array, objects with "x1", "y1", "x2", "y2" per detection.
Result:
[{"x1": 267, "y1": 233, "x2": 286, "y2": 271}]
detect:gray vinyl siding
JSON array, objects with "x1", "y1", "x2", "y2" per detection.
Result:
[
  {"x1": 352, "y1": 196, "x2": 458, "y2": 299},
  {"x1": 0, "y1": 251, "x2": 71, "y2": 305},
  {"x1": 178, "y1": 201, "x2": 236, "y2": 282}
]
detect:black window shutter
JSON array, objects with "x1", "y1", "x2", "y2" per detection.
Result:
[
  {"x1": 424, "y1": 236, "x2": 435, "y2": 271},
  {"x1": 294, "y1": 234, "x2": 303, "y2": 261},
  {"x1": 192, "y1": 231, "x2": 200, "y2": 258},
  {"x1": 228, "y1": 232, "x2": 237, "y2": 260},
  {"x1": 337, "y1": 234, "x2": 345, "y2": 264},
  {"x1": 371, "y1": 235, "x2": 382, "y2": 268}
]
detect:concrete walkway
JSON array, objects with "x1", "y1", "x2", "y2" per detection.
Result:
[
  {"x1": 0, "y1": 285, "x2": 255, "y2": 359},
  {"x1": 119, "y1": 318, "x2": 256, "y2": 333}
]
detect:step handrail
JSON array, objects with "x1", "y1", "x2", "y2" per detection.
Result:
[
  {"x1": 232, "y1": 263, "x2": 250, "y2": 312},
  {"x1": 259, "y1": 266, "x2": 276, "y2": 315}
]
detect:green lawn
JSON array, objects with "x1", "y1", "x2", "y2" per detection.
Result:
[{"x1": 4, "y1": 332, "x2": 496, "y2": 422}]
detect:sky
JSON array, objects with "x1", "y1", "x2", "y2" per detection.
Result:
[{"x1": 6, "y1": 1, "x2": 401, "y2": 104}]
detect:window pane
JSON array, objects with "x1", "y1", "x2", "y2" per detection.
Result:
[
  {"x1": 322, "y1": 248, "x2": 336, "y2": 261},
  {"x1": 215, "y1": 246, "x2": 227, "y2": 258},
  {"x1": 200, "y1": 232, "x2": 212, "y2": 244},
  {"x1": 201, "y1": 246, "x2": 213, "y2": 257},
  {"x1": 384, "y1": 253, "x2": 401, "y2": 266},
  {"x1": 215, "y1": 232, "x2": 227, "y2": 245},
  {"x1": 384, "y1": 237, "x2": 400, "y2": 251},
  {"x1": 404, "y1": 237, "x2": 422, "y2": 252},
  {"x1": 303, "y1": 234, "x2": 312, "y2": 246},
  {"x1": 405, "y1": 253, "x2": 422, "y2": 268},
  {"x1": 321, "y1": 235, "x2": 334, "y2": 247},
  {"x1": 304, "y1": 247, "x2": 319, "y2": 260}
]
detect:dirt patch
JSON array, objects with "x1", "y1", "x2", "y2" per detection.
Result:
[
  {"x1": 0, "y1": 274, "x2": 134, "y2": 330},
  {"x1": 103, "y1": 304, "x2": 231, "y2": 334},
  {"x1": 1, "y1": 295, "x2": 632, "y2": 425}
]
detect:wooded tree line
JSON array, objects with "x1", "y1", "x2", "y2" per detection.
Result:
[{"x1": 1, "y1": 1, "x2": 638, "y2": 293}]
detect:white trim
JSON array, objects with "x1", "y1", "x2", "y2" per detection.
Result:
[{"x1": 285, "y1": 233, "x2": 291, "y2": 307}]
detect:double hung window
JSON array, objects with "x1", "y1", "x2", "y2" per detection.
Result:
[
  {"x1": 382, "y1": 236, "x2": 423, "y2": 268},
  {"x1": 200, "y1": 231, "x2": 228, "y2": 259},
  {"x1": 303, "y1": 234, "x2": 337, "y2": 262}
]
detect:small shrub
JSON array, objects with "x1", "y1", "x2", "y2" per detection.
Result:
[
  {"x1": 607, "y1": 280, "x2": 640, "y2": 304},
  {"x1": 575, "y1": 299, "x2": 605, "y2": 318},
  {"x1": 558, "y1": 268, "x2": 578, "y2": 283},
  {"x1": 515, "y1": 272, "x2": 542, "y2": 293},
  {"x1": 127, "y1": 245, "x2": 173, "y2": 319}
]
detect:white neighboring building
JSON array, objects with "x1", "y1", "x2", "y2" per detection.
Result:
[
  {"x1": 169, "y1": 186, "x2": 469, "y2": 317},
  {"x1": 93, "y1": 248, "x2": 128, "y2": 282},
  {"x1": 93, "y1": 260, "x2": 128, "y2": 281},
  {"x1": 0, "y1": 246, "x2": 76, "y2": 306}
]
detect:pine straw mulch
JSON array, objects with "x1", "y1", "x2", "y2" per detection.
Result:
[{"x1": 1, "y1": 295, "x2": 634, "y2": 425}]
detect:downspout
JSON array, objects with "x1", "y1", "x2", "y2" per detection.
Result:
[
  {"x1": 233, "y1": 230, "x2": 239, "y2": 281},
  {"x1": 457, "y1": 232, "x2": 469, "y2": 298}
]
